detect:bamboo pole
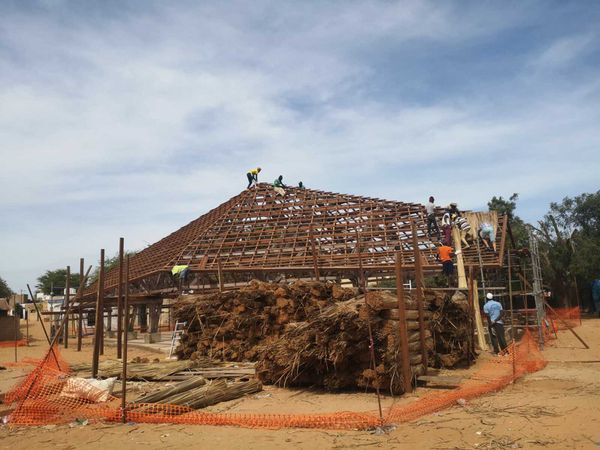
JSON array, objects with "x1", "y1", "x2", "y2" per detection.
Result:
[{"x1": 395, "y1": 252, "x2": 412, "y2": 393}]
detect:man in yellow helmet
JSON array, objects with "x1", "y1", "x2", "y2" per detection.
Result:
[{"x1": 246, "y1": 167, "x2": 262, "y2": 188}]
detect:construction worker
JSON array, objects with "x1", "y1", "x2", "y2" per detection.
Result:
[
  {"x1": 273, "y1": 175, "x2": 286, "y2": 196},
  {"x1": 454, "y1": 216, "x2": 471, "y2": 248},
  {"x1": 448, "y1": 202, "x2": 461, "y2": 221},
  {"x1": 441, "y1": 209, "x2": 452, "y2": 246},
  {"x1": 298, "y1": 181, "x2": 305, "y2": 189},
  {"x1": 437, "y1": 242, "x2": 454, "y2": 285},
  {"x1": 483, "y1": 292, "x2": 507, "y2": 354},
  {"x1": 246, "y1": 167, "x2": 261, "y2": 189},
  {"x1": 478, "y1": 222, "x2": 497, "y2": 252},
  {"x1": 426, "y1": 196, "x2": 441, "y2": 239},
  {"x1": 171, "y1": 264, "x2": 189, "y2": 290}
]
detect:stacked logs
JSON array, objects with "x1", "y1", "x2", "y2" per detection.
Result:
[{"x1": 173, "y1": 281, "x2": 473, "y2": 394}]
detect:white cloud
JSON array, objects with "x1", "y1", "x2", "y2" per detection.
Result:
[{"x1": 1, "y1": 0, "x2": 599, "y2": 290}]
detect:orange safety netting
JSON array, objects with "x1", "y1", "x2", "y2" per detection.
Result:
[
  {"x1": 0, "y1": 339, "x2": 28, "y2": 348},
  {"x1": 549, "y1": 307, "x2": 581, "y2": 330},
  {"x1": 2, "y1": 329, "x2": 547, "y2": 430}
]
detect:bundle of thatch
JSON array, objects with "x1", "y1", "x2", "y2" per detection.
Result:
[
  {"x1": 256, "y1": 293, "x2": 432, "y2": 394},
  {"x1": 173, "y1": 279, "x2": 356, "y2": 361},
  {"x1": 173, "y1": 281, "x2": 473, "y2": 394}
]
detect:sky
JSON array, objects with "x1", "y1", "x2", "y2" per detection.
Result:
[{"x1": 1, "y1": 0, "x2": 599, "y2": 292}]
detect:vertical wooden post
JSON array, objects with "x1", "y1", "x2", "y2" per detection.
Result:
[
  {"x1": 466, "y1": 266, "x2": 475, "y2": 364},
  {"x1": 310, "y1": 226, "x2": 320, "y2": 281},
  {"x1": 121, "y1": 255, "x2": 130, "y2": 424},
  {"x1": 452, "y1": 227, "x2": 467, "y2": 289},
  {"x1": 92, "y1": 249, "x2": 104, "y2": 378},
  {"x1": 64, "y1": 266, "x2": 70, "y2": 348},
  {"x1": 395, "y1": 253, "x2": 412, "y2": 393},
  {"x1": 410, "y1": 221, "x2": 428, "y2": 373},
  {"x1": 13, "y1": 297, "x2": 18, "y2": 362},
  {"x1": 217, "y1": 259, "x2": 224, "y2": 292},
  {"x1": 77, "y1": 258, "x2": 84, "y2": 352},
  {"x1": 355, "y1": 230, "x2": 365, "y2": 290},
  {"x1": 117, "y1": 237, "x2": 124, "y2": 359}
]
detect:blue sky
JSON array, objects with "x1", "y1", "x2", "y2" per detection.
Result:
[{"x1": 1, "y1": 0, "x2": 599, "y2": 292}]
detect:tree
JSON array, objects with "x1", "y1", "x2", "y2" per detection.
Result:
[
  {"x1": 88, "y1": 250, "x2": 138, "y2": 285},
  {"x1": 36, "y1": 269, "x2": 81, "y2": 295},
  {"x1": 535, "y1": 190, "x2": 600, "y2": 307},
  {"x1": 0, "y1": 276, "x2": 13, "y2": 298},
  {"x1": 487, "y1": 193, "x2": 529, "y2": 249}
]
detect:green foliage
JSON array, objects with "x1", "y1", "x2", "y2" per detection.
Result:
[
  {"x1": 487, "y1": 193, "x2": 529, "y2": 249},
  {"x1": 0, "y1": 276, "x2": 13, "y2": 298},
  {"x1": 535, "y1": 190, "x2": 600, "y2": 306},
  {"x1": 88, "y1": 250, "x2": 138, "y2": 285},
  {"x1": 36, "y1": 269, "x2": 81, "y2": 295}
]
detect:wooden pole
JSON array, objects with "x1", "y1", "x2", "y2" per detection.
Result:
[
  {"x1": 77, "y1": 258, "x2": 84, "y2": 352},
  {"x1": 411, "y1": 221, "x2": 428, "y2": 373},
  {"x1": 508, "y1": 249, "x2": 515, "y2": 342},
  {"x1": 472, "y1": 280, "x2": 489, "y2": 351},
  {"x1": 395, "y1": 252, "x2": 412, "y2": 393},
  {"x1": 310, "y1": 226, "x2": 320, "y2": 281},
  {"x1": 92, "y1": 249, "x2": 105, "y2": 378},
  {"x1": 452, "y1": 226, "x2": 467, "y2": 289},
  {"x1": 117, "y1": 237, "x2": 124, "y2": 359},
  {"x1": 466, "y1": 266, "x2": 475, "y2": 364},
  {"x1": 217, "y1": 259, "x2": 224, "y2": 293},
  {"x1": 121, "y1": 255, "x2": 130, "y2": 423},
  {"x1": 545, "y1": 302, "x2": 590, "y2": 349},
  {"x1": 64, "y1": 265, "x2": 70, "y2": 348},
  {"x1": 508, "y1": 248, "x2": 516, "y2": 378},
  {"x1": 356, "y1": 230, "x2": 365, "y2": 291},
  {"x1": 13, "y1": 297, "x2": 18, "y2": 362},
  {"x1": 27, "y1": 284, "x2": 61, "y2": 369}
]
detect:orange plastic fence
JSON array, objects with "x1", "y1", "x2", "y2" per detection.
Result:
[
  {"x1": 0, "y1": 339, "x2": 28, "y2": 348},
  {"x1": 3, "y1": 330, "x2": 548, "y2": 430}
]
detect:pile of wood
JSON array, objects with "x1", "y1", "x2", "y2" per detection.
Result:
[
  {"x1": 173, "y1": 280, "x2": 356, "y2": 361},
  {"x1": 131, "y1": 377, "x2": 262, "y2": 411},
  {"x1": 173, "y1": 281, "x2": 473, "y2": 394}
]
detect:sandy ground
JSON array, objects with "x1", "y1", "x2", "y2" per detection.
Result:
[{"x1": 1, "y1": 315, "x2": 599, "y2": 449}]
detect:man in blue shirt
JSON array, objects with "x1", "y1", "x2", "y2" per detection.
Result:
[{"x1": 483, "y1": 293, "x2": 508, "y2": 354}]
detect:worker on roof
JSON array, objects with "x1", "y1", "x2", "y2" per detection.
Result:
[
  {"x1": 454, "y1": 216, "x2": 471, "y2": 248},
  {"x1": 425, "y1": 196, "x2": 441, "y2": 240},
  {"x1": 273, "y1": 175, "x2": 286, "y2": 196},
  {"x1": 441, "y1": 209, "x2": 452, "y2": 246},
  {"x1": 437, "y1": 242, "x2": 455, "y2": 286},
  {"x1": 478, "y1": 222, "x2": 497, "y2": 252},
  {"x1": 171, "y1": 264, "x2": 190, "y2": 291},
  {"x1": 246, "y1": 167, "x2": 261, "y2": 189},
  {"x1": 448, "y1": 203, "x2": 461, "y2": 222},
  {"x1": 483, "y1": 292, "x2": 508, "y2": 354},
  {"x1": 298, "y1": 181, "x2": 305, "y2": 189}
]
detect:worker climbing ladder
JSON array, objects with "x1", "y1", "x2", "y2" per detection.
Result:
[{"x1": 528, "y1": 228, "x2": 546, "y2": 350}]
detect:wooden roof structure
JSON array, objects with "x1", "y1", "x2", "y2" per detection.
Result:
[{"x1": 88, "y1": 183, "x2": 506, "y2": 298}]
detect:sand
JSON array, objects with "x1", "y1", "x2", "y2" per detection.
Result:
[{"x1": 1, "y1": 315, "x2": 599, "y2": 449}]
